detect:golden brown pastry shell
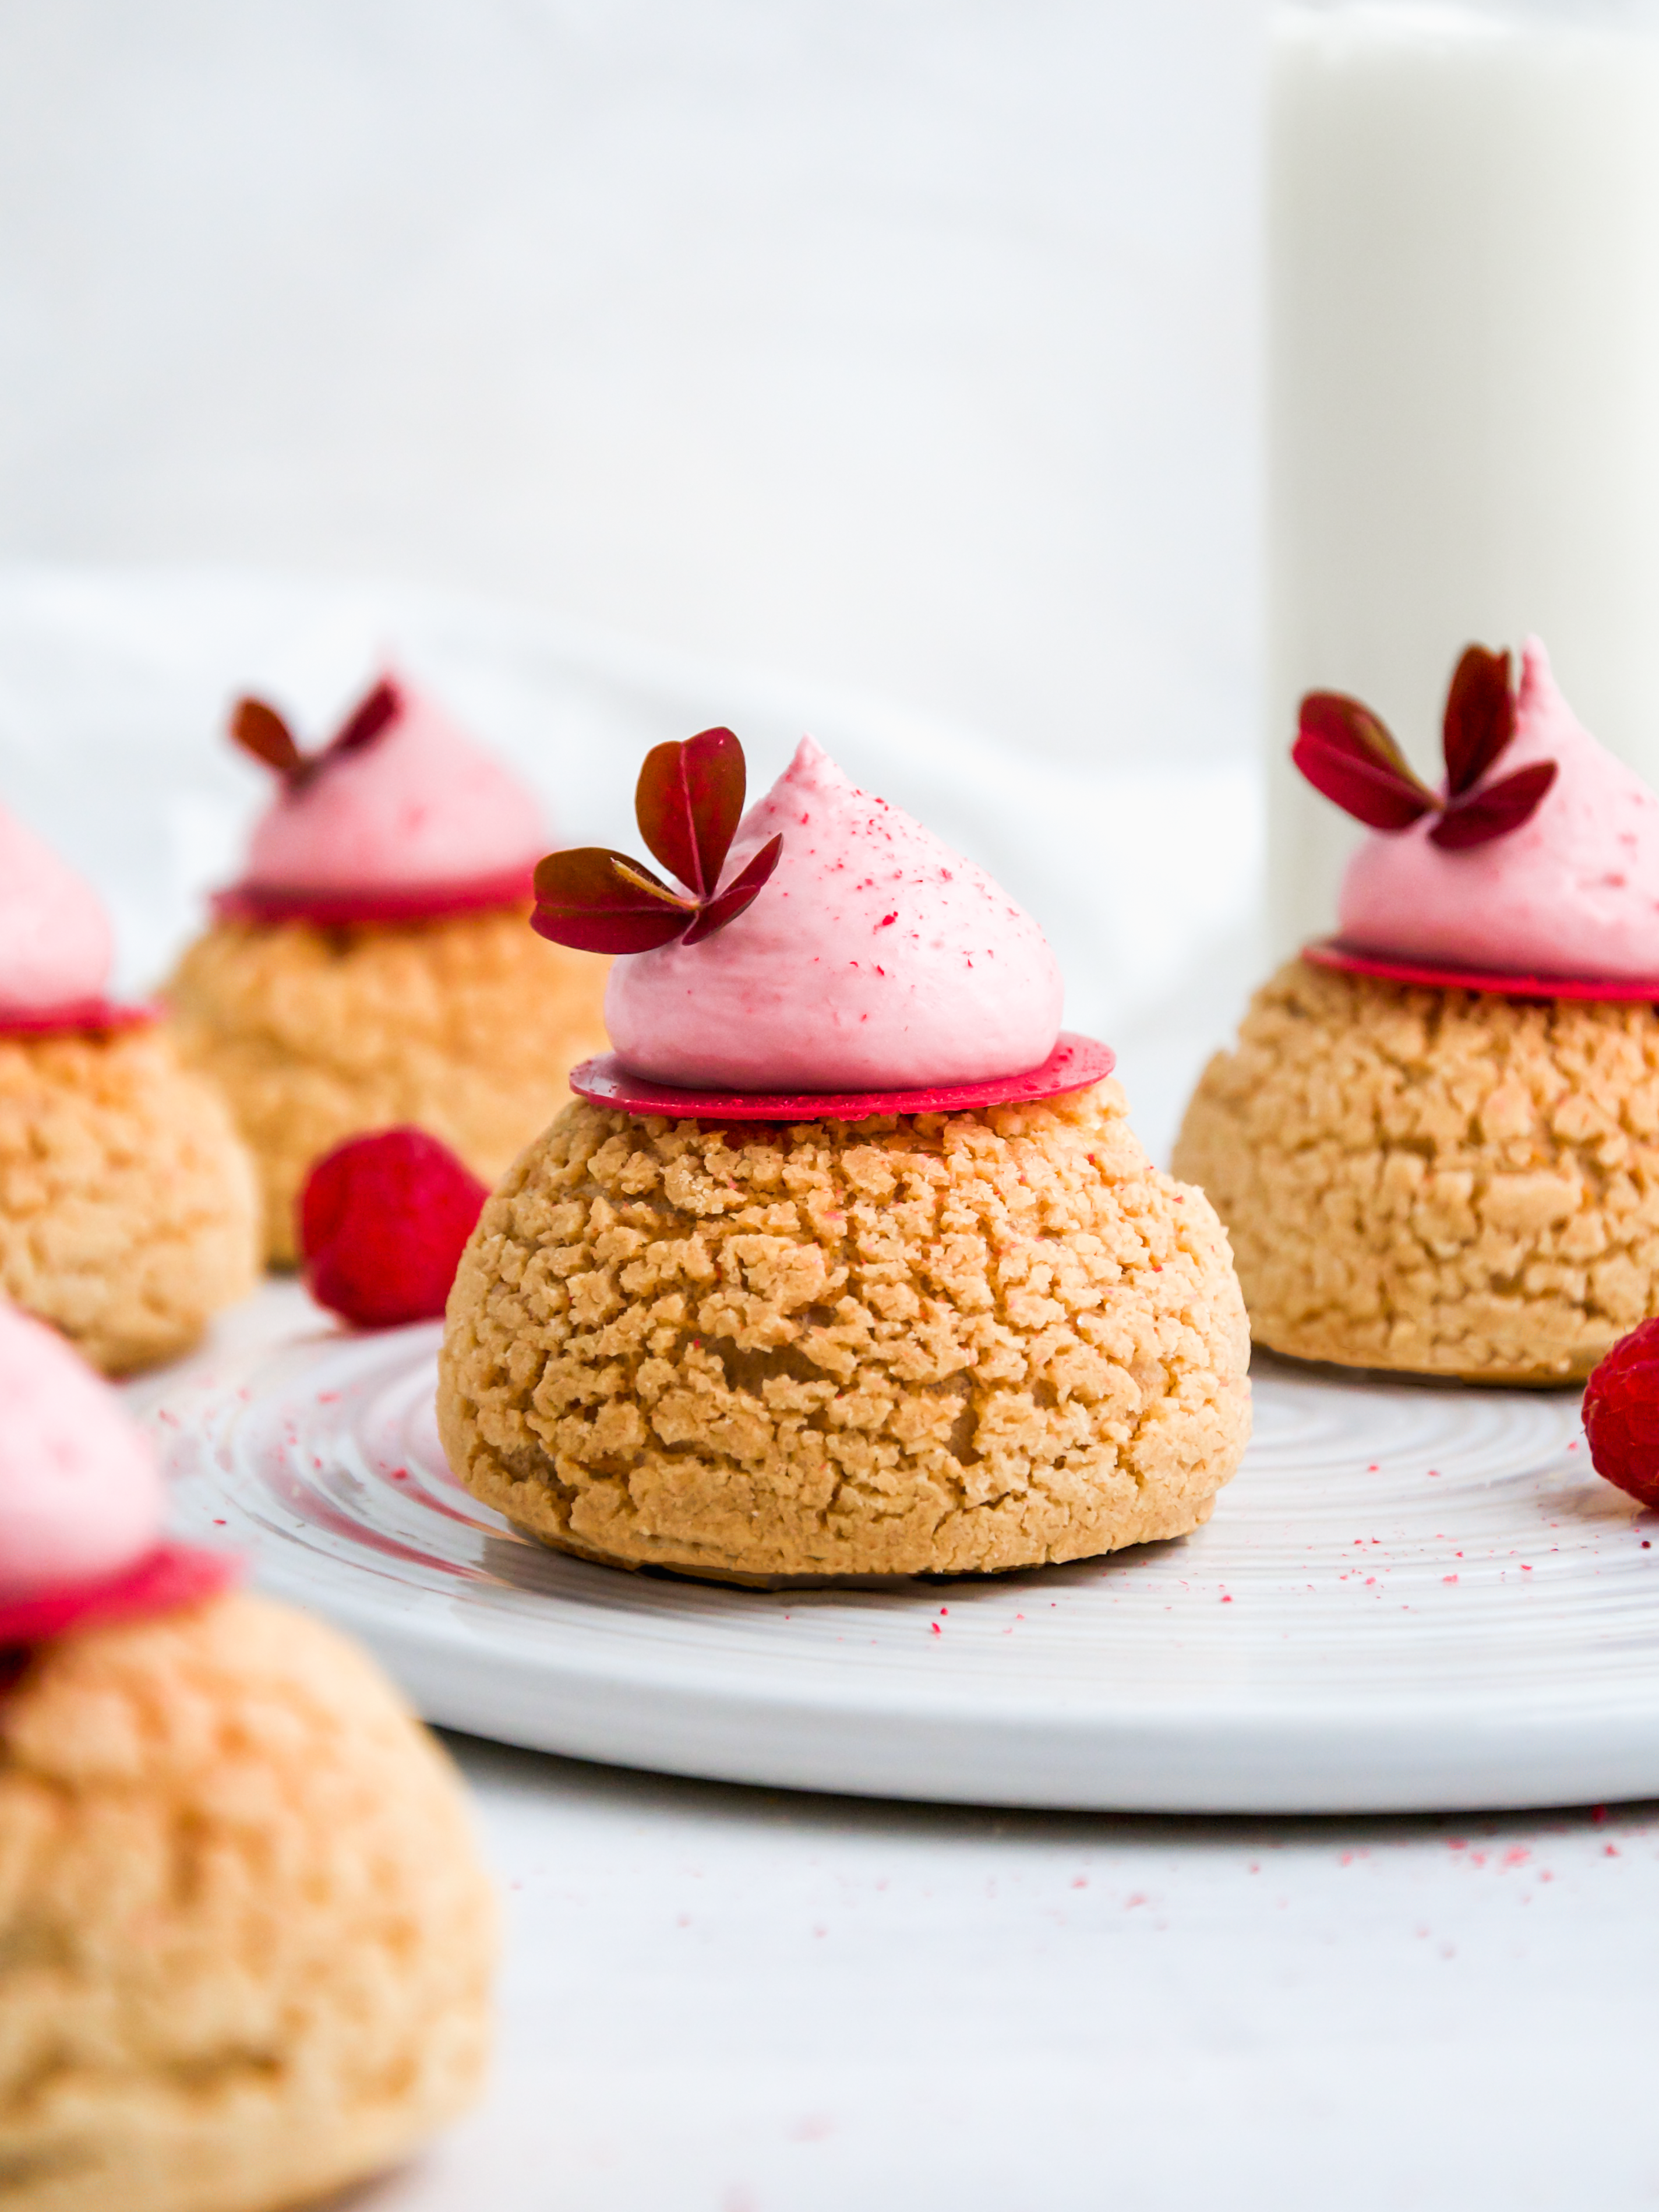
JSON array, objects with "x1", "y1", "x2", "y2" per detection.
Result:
[
  {"x1": 1174, "y1": 957, "x2": 1659, "y2": 1384},
  {"x1": 439, "y1": 1080, "x2": 1252, "y2": 1583},
  {"x1": 0, "y1": 1593, "x2": 496, "y2": 2212},
  {"x1": 0, "y1": 1024, "x2": 257, "y2": 1375}
]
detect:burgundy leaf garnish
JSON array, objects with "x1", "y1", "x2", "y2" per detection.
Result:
[
  {"x1": 1293, "y1": 693, "x2": 1438, "y2": 831},
  {"x1": 682, "y1": 834, "x2": 783, "y2": 944},
  {"x1": 531, "y1": 728, "x2": 782, "y2": 956},
  {"x1": 328, "y1": 678, "x2": 401, "y2": 759},
  {"x1": 1442, "y1": 645, "x2": 1514, "y2": 796},
  {"x1": 532, "y1": 847, "x2": 694, "y2": 954},
  {"x1": 1293, "y1": 644, "x2": 1556, "y2": 853},
  {"x1": 230, "y1": 697, "x2": 305, "y2": 779},
  {"x1": 228, "y1": 676, "x2": 405, "y2": 788},
  {"x1": 1429, "y1": 760, "x2": 1558, "y2": 849},
  {"x1": 636, "y1": 726, "x2": 746, "y2": 899}
]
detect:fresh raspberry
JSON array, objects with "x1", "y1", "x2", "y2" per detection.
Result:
[
  {"x1": 299, "y1": 1127, "x2": 488, "y2": 1329},
  {"x1": 1582, "y1": 1317, "x2": 1659, "y2": 1510}
]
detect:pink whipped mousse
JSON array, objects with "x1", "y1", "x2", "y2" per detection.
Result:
[
  {"x1": 242, "y1": 675, "x2": 547, "y2": 895},
  {"x1": 605, "y1": 736, "x2": 1064, "y2": 1090},
  {"x1": 0, "y1": 806, "x2": 114, "y2": 1014},
  {"x1": 1340, "y1": 638, "x2": 1659, "y2": 980},
  {"x1": 0, "y1": 1305, "x2": 166, "y2": 1601}
]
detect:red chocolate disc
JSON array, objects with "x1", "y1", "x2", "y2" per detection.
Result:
[
  {"x1": 0, "y1": 1540, "x2": 242, "y2": 1651},
  {"x1": 0, "y1": 997, "x2": 160, "y2": 1039},
  {"x1": 212, "y1": 865, "x2": 538, "y2": 930},
  {"x1": 569, "y1": 1031, "x2": 1117, "y2": 1123},
  {"x1": 1304, "y1": 938, "x2": 1659, "y2": 1004}
]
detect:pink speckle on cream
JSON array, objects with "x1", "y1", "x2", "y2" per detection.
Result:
[
  {"x1": 605, "y1": 736, "x2": 1064, "y2": 1088},
  {"x1": 1340, "y1": 638, "x2": 1659, "y2": 980},
  {"x1": 242, "y1": 676, "x2": 547, "y2": 896},
  {"x1": 0, "y1": 1305, "x2": 165, "y2": 1601},
  {"x1": 0, "y1": 807, "x2": 113, "y2": 1014}
]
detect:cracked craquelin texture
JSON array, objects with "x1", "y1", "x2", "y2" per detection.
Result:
[
  {"x1": 0, "y1": 1594, "x2": 496, "y2": 2212},
  {"x1": 438, "y1": 1080, "x2": 1251, "y2": 1581},
  {"x1": 0, "y1": 1028, "x2": 259, "y2": 1375},
  {"x1": 1173, "y1": 957, "x2": 1659, "y2": 1382},
  {"x1": 166, "y1": 906, "x2": 609, "y2": 1264}
]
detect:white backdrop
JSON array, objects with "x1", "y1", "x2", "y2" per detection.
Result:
[{"x1": 0, "y1": 0, "x2": 1266, "y2": 775}]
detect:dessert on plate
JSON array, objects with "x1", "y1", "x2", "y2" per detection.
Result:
[
  {"x1": 0, "y1": 803, "x2": 257, "y2": 1373},
  {"x1": 0, "y1": 1300, "x2": 496, "y2": 2212},
  {"x1": 166, "y1": 672, "x2": 610, "y2": 1264},
  {"x1": 440, "y1": 725, "x2": 1251, "y2": 1583},
  {"x1": 1176, "y1": 637, "x2": 1659, "y2": 1382}
]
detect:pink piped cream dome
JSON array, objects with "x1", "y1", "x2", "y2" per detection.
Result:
[
  {"x1": 0, "y1": 806, "x2": 114, "y2": 1017},
  {"x1": 237, "y1": 676, "x2": 549, "y2": 905},
  {"x1": 1176, "y1": 635, "x2": 1659, "y2": 1383},
  {"x1": 165, "y1": 672, "x2": 610, "y2": 1264},
  {"x1": 439, "y1": 724, "x2": 1251, "y2": 1585},
  {"x1": 0, "y1": 1302, "x2": 167, "y2": 1602},
  {"x1": 606, "y1": 736, "x2": 1064, "y2": 1091},
  {"x1": 1338, "y1": 640, "x2": 1659, "y2": 982}
]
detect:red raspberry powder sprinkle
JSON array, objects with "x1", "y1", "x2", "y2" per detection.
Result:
[
  {"x1": 299, "y1": 1126, "x2": 489, "y2": 1330},
  {"x1": 1582, "y1": 1317, "x2": 1659, "y2": 1511}
]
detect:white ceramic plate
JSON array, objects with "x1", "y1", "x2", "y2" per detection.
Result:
[{"x1": 133, "y1": 1285, "x2": 1658, "y2": 1815}]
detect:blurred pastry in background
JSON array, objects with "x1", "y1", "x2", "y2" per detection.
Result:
[
  {"x1": 0, "y1": 804, "x2": 257, "y2": 1373},
  {"x1": 1176, "y1": 638, "x2": 1659, "y2": 1384},
  {"x1": 441, "y1": 725, "x2": 1251, "y2": 1583},
  {"x1": 0, "y1": 1300, "x2": 497, "y2": 2212},
  {"x1": 166, "y1": 671, "x2": 610, "y2": 1264}
]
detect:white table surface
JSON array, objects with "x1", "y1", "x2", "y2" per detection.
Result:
[{"x1": 353, "y1": 1738, "x2": 1658, "y2": 2212}]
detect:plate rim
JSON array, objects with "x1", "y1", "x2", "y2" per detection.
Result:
[{"x1": 139, "y1": 1311, "x2": 1659, "y2": 1815}]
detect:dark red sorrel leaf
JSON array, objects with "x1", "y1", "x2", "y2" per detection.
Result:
[
  {"x1": 530, "y1": 726, "x2": 781, "y2": 955},
  {"x1": 636, "y1": 727, "x2": 746, "y2": 899},
  {"x1": 1298, "y1": 692, "x2": 1429, "y2": 790},
  {"x1": 531, "y1": 847, "x2": 694, "y2": 953},
  {"x1": 1294, "y1": 693, "x2": 1439, "y2": 831},
  {"x1": 681, "y1": 832, "x2": 783, "y2": 945},
  {"x1": 230, "y1": 696, "x2": 306, "y2": 781},
  {"x1": 1292, "y1": 732, "x2": 1440, "y2": 831},
  {"x1": 328, "y1": 678, "x2": 401, "y2": 759},
  {"x1": 1442, "y1": 645, "x2": 1515, "y2": 796},
  {"x1": 1428, "y1": 758, "x2": 1558, "y2": 849},
  {"x1": 1293, "y1": 644, "x2": 1555, "y2": 855},
  {"x1": 1293, "y1": 692, "x2": 1438, "y2": 831},
  {"x1": 228, "y1": 676, "x2": 404, "y2": 788}
]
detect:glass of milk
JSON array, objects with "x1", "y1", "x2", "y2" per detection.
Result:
[{"x1": 1269, "y1": 0, "x2": 1659, "y2": 954}]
